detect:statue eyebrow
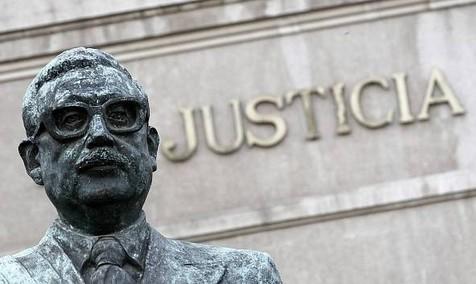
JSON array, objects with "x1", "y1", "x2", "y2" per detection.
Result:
[
  {"x1": 53, "y1": 92, "x2": 132, "y2": 107},
  {"x1": 53, "y1": 94, "x2": 90, "y2": 106}
]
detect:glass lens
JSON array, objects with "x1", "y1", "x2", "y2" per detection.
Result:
[
  {"x1": 52, "y1": 106, "x2": 89, "y2": 135},
  {"x1": 105, "y1": 101, "x2": 139, "y2": 131}
]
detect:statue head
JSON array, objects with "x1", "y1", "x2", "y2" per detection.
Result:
[{"x1": 19, "y1": 47, "x2": 160, "y2": 234}]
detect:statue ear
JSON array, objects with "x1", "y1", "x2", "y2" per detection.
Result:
[
  {"x1": 147, "y1": 127, "x2": 160, "y2": 171},
  {"x1": 18, "y1": 139, "x2": 43, "y2": 185}
]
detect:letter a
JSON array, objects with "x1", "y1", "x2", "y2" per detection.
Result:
[{"x1": 417, "y1": 68, "x2": 465, "y2": 120}]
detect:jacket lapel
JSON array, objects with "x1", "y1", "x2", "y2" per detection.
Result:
[
  {"x1": 35, "y1": 236, "x2": 85, "y2": 283},
  {"x1": 142, "y1": 230, "x2": 226, "y2": 284},
  {"x1": 5, "y1": 231, "x2": 84, "y2": 283},
  {"x1": 14, "y1": 233, "x2": 85, "y2": 283}
]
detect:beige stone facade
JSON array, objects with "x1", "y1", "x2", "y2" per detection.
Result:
[{"x1": 1, "y1": 0, "x2": 476, "y2": 282}]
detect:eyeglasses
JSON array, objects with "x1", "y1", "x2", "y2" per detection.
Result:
[{"x1": 37, "y1": 97, "x2": 149, "y2": 141}]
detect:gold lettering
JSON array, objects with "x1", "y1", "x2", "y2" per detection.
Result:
[
  {"x1": 330, "y1": 83, "x2": 351, "y2": 135},
  {"x1": 417, "y1": 68, "x2": 465, "y2": 120},
  {"x1": 201, "y1": 100, "x2": 244, "y2": 154},
  {"x1": 392, "y1": 73, "x2": 415, "y2": 124},
  {"x1": 160, "y1": 108, "x2": 198, "y2": 162},
  {"x1": 285, "y1": 88, "x2": 325, "y2": 141},
  {"x1": 350, "y1": 77, "x2": 394, "y2": 129},
  {"x1": 245, "y1": 96, "x2": 287, "y2": 148}
]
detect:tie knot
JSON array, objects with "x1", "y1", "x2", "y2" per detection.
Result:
[{"x1": 91, "y1": 237, "x2": 126, "y2": 268}]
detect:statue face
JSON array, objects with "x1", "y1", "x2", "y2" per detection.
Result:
[{"x1": 32, "y1": 66, "x2": 157, "y2": 222}]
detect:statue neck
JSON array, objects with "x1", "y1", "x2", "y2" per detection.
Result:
[{"x1": 57, "y1": 202, "x2": 143, "y2": 235}]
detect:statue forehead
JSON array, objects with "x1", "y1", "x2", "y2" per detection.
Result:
[{"x1": 39, "y1": 66, "x2": 139, "y2": 106}]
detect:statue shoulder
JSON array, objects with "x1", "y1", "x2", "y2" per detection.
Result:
[
  {"x1": 168, "y1": 238, "x2": 282, "y2": 283},
  {"x1": 0, "y1": 249, "x2": 37, "y2": 284},
  {"x1": 212, "y1": 245, "x2": 282, "y2": 283},
  {"x1": 0, "y1": 237, "x2": 83, "y2": 284}
]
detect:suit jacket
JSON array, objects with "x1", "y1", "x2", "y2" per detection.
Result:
[{"x1": 0, "y1": 225, "x2": 282, "y2": 283}]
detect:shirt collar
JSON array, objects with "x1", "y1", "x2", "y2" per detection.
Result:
[{"x1": 48, "y1": 212, "x2": 150, "y2": 272}]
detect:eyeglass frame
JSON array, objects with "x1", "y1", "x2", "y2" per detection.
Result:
[{"x1": 31, "y1": 96, "x2": 150, "y2": 142}]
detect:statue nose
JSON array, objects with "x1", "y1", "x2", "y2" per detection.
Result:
[{"x1": 86, "y1": 114, "x2": 114, "y2": 148}]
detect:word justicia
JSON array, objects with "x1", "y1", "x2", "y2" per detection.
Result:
[{"x1": 160, "y1": 68, "x2": 465, "y2": 162}]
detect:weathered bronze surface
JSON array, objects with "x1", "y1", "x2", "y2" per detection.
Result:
[{"x1": 0, "y1": 47, "x2": 282, "y2": 283}]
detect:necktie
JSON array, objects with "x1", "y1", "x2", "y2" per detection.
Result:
[{"x1": 88, "y1": 237, "x2": 136, "y2": 284}]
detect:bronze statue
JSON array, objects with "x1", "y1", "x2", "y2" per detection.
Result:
[{"x1": 0, "y1": 47, "x2": 282, "y2": 283}]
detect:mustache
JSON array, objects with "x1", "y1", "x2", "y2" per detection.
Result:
[{"x1": 75, "y1": 148, "x2": 129, "y2": 172}]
